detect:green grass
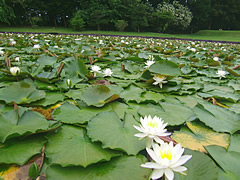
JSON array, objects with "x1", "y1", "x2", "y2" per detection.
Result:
[{"x1": 0, "y1": 27, "x2": 240, "y2": 42}]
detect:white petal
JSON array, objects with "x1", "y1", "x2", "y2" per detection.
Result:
[
  {"x1": 165, "y1": 168, "x2": 174, "y2": 180},
  {"x1": 153, "y1": 136, "x2": 164, "y2": 144},
  {"x1": 171, "y1": 155, "x2": 192, "y2": 168},
  {"x1": 134, "y1": 133, "x2": 147, "y2": 138},
  {"x1": 133, "y1": 125, "x2": 144, "y2": 133},
  {"x1": 151, "y1": 169, "x2": 164, "y2": 180},
  {"x1": 146, "y1": 137, "x2": 153, "y2": 148},
  {"x1": 172, "y1": 166, "x2": 187, "y2": 173},
  {"x1": 146, "y1": 147, "x2": 160, "y2": 164},
  {"x1": 141, "y1": 162, "x2": 162, "y2": 169}
]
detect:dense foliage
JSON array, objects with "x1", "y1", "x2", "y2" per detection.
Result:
[
  {"x1": 1, "y1": 0, "x2": 240, "y2": 33},
  {"x1": 0, "y1": 32, "x2": 240, "y2": 179}
]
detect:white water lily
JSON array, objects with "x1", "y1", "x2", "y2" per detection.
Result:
[
  {"x1": 213, "y1": 57, "x2": 219, "y2": 61},
  {"x1": 216, "y1": 69, "x2": 227, "y2": 79},
  {"x1": 153, "y1": 75, "x2": 168, "y2": 88},
  {"x1": 0, "y1": 50, "x2": 4, "y2": 55},
  {"x1": 10, "y1": 67, "x2": 21, "y2": 76},
  {"x1": 15, "y1": 57, "x2": 20, "y2": 62},
  {"x1": 91, "y1": 65, "x2": 101, "y2": 77},
  {"x1": 33, "y1": 44, "x2": 40, "y2": 49},
  {"x1": 141, "y1": 142, "x2": 192, "y2": 180},
  {"x1": 134, "y1": 115, "x2": 171, "y2": 147},
  {"x1": 148, "y1": 55, "x2": 154, "y2": 61},
  {"x1": 145, "y1": 60, "x2": 155, "y2": 69},
  {"x1": 103, "y1": 68, "x2": 113, "y2": 77}
]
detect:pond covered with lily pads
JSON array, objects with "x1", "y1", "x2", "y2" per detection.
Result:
[{"x1": 0, "y1": 32, "x2": 240, "y2": 179}]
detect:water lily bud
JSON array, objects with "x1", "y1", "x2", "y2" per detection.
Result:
[
  {"x1": 10, "y1": 67, "x2": 21, "y2": 76},
  {"x1": 66, "y1": 79, "x2": 72, "y2": 87}
]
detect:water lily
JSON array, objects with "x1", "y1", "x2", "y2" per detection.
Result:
[
  {"x1": 0, "y1": 50, "x2": 4, "y2": 56},
  {"x1": 216, "y1": 69, "x2": 227, "y2": 79},
  {"x1": 10, "y1": 67, "x2": 21, "y2": 76},
  {"x1": 145, "y1": 60, "x2": 155, "y2": 69},
  {"x1": 134, "y1": 115, "x2": 171, "y2": 147},
  {"x1": 15, "y1": 57, "x2": 20, "y2": 62},
  {"x1": 141, "y1": 142, "x2": 192, "y2": 180},
  {"x1": 153, "y1": 75, "x2": 168, "y2": 88},
  {"x1": 213, "y1": 57, "x2": 219, "y2": 61},
  {"x1": 103, "y1": 68, "x2": 113, "y2": 77},
  {"x1": 33, "y1": 44, "x2": 40, "y2": 49},
  {"x1": 91, "y1": 65, "x2": 101, "y2": 77}
]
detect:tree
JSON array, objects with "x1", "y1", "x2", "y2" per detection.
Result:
[
  {"x1": 0, "y1": 0, "x2": 15, "y2": 25},
  {"x1": 70, "y1": 10, "x2": 85, "y2": 31}
]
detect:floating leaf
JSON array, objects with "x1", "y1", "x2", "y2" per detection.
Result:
[
  {"x1": 0, "y1": 81, "x2": 46, "y2": 104},
  {"x1": 52, "y1": 102, "x2": 112, "y2": 124},
  {"x1": 46, "y1": 155, "x2": 151, "y2": 180},
  {"x1": 81, "y1": 85, "x2": 119, "y2": 107},
  {"x1": 193, "y1": 101, "x2": 240, "y2": 134},
  {"x1": 149, "y1": 60, "x2": 181, "y2": 76},
  {"x1": 87, "y1": 112, "x2": 145, "y2": 155},
  {"x1": 0, "y1": 135, "x2": 46, "y2": 165},
  {"x1": 0, "y1": 110, "x2": 58, "y2": 143},
  {"x1": 45, "y1": 125, "x2": 121, "y2": 167},
  {"x1": 206, "y1": 145, "x2": 240, "y2": 179},
  {"x1": 31, "y1": 91, "x2": 64, "y2": 107},
  {"x1": 228, "y1": 134, "x2": 240, "y2": 153},
  {"x1": 198, "y1": 90, "x2": 240, "y2": 103},
  {"x1": 138, "y1": 102, "x2": 195, "y2": 126},
  {"x1": 171, "y1": 121, "x2": 230, "y2": 153},
  {"x1": 120, "y1": 84, "x2": 144, "y2": 103},
  {"x1": 175, "y1": 149, "x2": 218, "y2": 180}
]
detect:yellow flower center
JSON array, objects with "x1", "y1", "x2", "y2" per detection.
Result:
[
  {"x1": 147, "y1": 120, "x2": 158, "y2": 128},
  {"x1": 160, "y1": 150, "x2": 172, "y2": 160}
]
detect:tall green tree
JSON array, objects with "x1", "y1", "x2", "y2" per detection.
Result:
[{"x1": 0, "y1": 0, "x2": 15, "y2": 25}]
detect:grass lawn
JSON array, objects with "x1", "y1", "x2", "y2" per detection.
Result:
[{"x1": 0, "y1": 27, "x2": 240, "y2": 42}]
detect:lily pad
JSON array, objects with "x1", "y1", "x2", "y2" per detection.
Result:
[
  {"x1": 87, "y1": 112, "x2": 145, "y2": 155},
  {"x1": 193, "y1": 101, "x2": 240, "y2": 134},
  {"x1": 0, "y1": 135, "x2": 46, "y2": 165},
  {"x1": 175, "y1": 149, "x2": 218, "y2": 180},
  {"x1": 205, "y1": 145, "x2": 240, "y2": 179},
  {"x1": 0, "y1": 109, "x2": 58, "y2": 143},
  {"x1": 46, "y1": 155, "x2": 151, "y2": 180},
  {"x1": 0, "y1": 81, "x2": 46, "y2": 104},
  {"x1": 149, "y1": 60, "x2": 181, "y2": 76},
  {"x1": 45, "y1": 125, "x2": 121, "y2": 167},
  {"x1": 171, "y1": 121, "x2": 230, "y2": 153},
  {"x1": 81, "y1": 85, "x2": 119, "y2": 107},
  {"x1": 138, "y1": 102, "x2": 195, "y2": 126}
]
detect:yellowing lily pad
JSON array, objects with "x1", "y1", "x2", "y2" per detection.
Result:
[{"x1": 171, "y1": 121, "x2": 230, "y2": 153}]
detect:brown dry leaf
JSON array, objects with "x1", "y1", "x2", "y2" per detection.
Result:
[
  {"x1": 171, "y1": 121, "x2": 230, "y2": 153},
  {"x1": 32, "y1": 104, "x2": 61, "y2": 120}
]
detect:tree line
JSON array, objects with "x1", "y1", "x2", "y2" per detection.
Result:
[{"x1": 1, "y1": 0, "x2": 240, "y2": 33}]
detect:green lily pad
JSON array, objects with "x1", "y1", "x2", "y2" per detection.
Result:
[
  {"x1": 45, "y1": 125, "x2": 121, "y2": 167},
  {"x1": 138, "y1": 102, "x2": 195, "y2": 126},
  {"x1": 87, "y1": 112, "x2": 145, "y2": 155},
  {"x1": 193, "y1": 101, "x2": 240, "y2": 134},
  {"x1": 205, "y1": 145, "x2": 240, "y2": 179},
  {"x1": 0, "y1": 109, "x2": 58, "y2": 143},
  {"x1": 46, "y1": 155, "x2": 151, "y2": 180},
  {"x1": 0, "y1": 81, "x2": 46, "y2": 104},
  {"x1": 175, "y1": 149, "x2": 218, "y2": 180},
  {"x1": 81, "y1": 85, "x2": 119, "y2": 107},
  {"x1": 52, "y1": 102, "x2": 112, "y2": 124},
  {"x1": 31, "y1": 91, "x2": 64, "y2": 107},
  {"x1": 0, "y1": 135, "x2": 46, "y2": 165},
  {"x1": 149, "y1": 60, "x2": 181, "y2": 76},
  {"x1": 228, "y1": 134, "x2": 240, "y2": 153}
]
